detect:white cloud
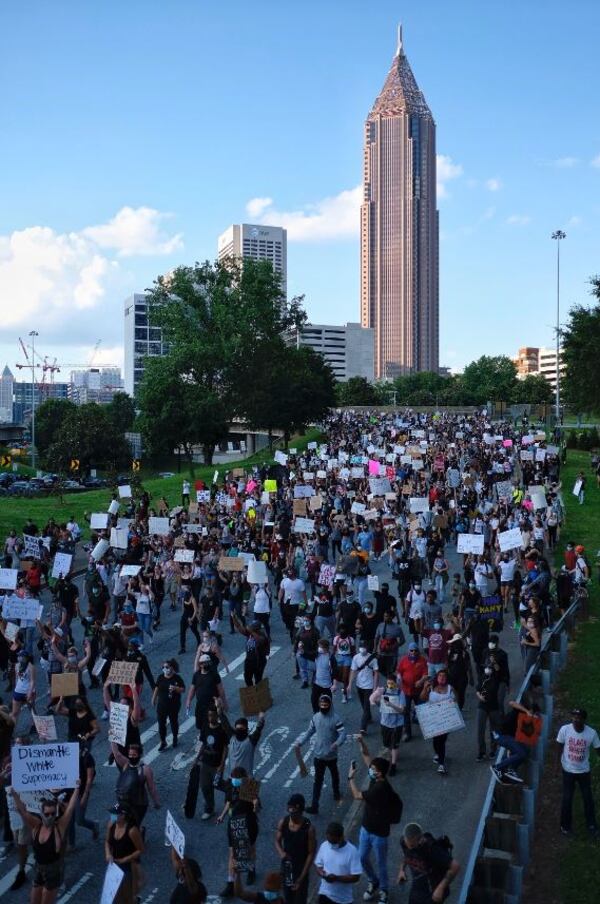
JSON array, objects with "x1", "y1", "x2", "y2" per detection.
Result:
[
  {"x1": 245, "y1": 197, "x2": 273, "y2": 219},
  {"x1": 591, "y1": 154, "x2": 600, "y2": 168},
  {"x1": 506, "y1": 214, "x2": 531, "y2": 225},
  {"x1": 436, "y1": 155, "x2": 463, "y2": 199},
  {"x1": 245, "y1": 186, "x2": 362, "y2": 241},
  {"x1": 565, "y1": 215, "x2": 582, "y2": 228},
  {"x1": 485, "y1": 178, "x2": 502, "y2": 192},
  {"x1": 0, "y1": 207, "x2": 181, "y2": 334},
  {"x1": 82, "y1": 206, "x2": 182, "y2": 257},
  {"x1": 552, "y1": 156, "x2": 579, "y2": 168}
]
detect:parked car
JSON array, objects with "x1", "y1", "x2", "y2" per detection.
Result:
[
  {"x1": 0, "y1": 472, "x2": 18, "y2": 488},
  {"x1": 82, "y1": 476, "x2": 107, "y2": 488},
  {"x1": 158, "y1": 471, "x2": 175, "y2": 478},
  {"x1": 8, "y1": 481, "x2": 42, "y2": 497},
  {"x1": 60, "y1": 479, "x2": 86, "y2": 492},
  {"x1": 28, "y1": 478, "x2": 48, "y2": 493}
]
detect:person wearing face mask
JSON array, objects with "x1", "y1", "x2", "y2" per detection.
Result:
[
  {"x1": 232, "y1": 617, "x2": 270, "y2": 688},
  {"x1": 50, "y1": 640, "x2": 91, "y2": 702},
  {"x1": 348, "y1": 644, "x2": 379, "y2": 735},
  {"x1": 397, "y1": 643, "x2": 428, "y2": 742},
  {"x1": 314, "y1": 821, "x2": 361, "y2": 904},
  {"x1": 217, "y1": 766, "x2": 260, "y2": 896},
  {"x1": 216, "y1": 698, "x2": 265, "y2": 777},
  {"x1": 483, "y1": 635, "x2": 510, "y2": 714},
  {"x1": 336, "y1": 589, "x2": 361, "y2": 636},
  {"x1": 374, "y1": 610, "x2": 405, "y2": 680},
  {"x1": 295, "y1": 695, "x2": 346, "y2": 815},
  {"x1": 369, "y1": 678, "x2": 406, "y2": 775},
  {"x1": 169, "y1": 847, "x2": 207, "y2": 904},
  {"x1": 312, "y1": 639, "x2": 337, "y2": 713},
  {"x1": 275, "y1": 794, "x2": 316, "y2": 904},
  {"x1": 446, "y1": 634, "x2": 473, "y2": 711},
  {"x1": 459, "y1": 580, "x2": 482, "y2": 631},
  {"x1": 234, "y1": 868, "x2": 284, "y2": 904},
  {"x1": 53, "y1": 694, "x2": 99, "y2": 746},
  {"x1": 194, "y1": 629, "x2": 229, "y2": 675},
  {"x1": 421, "y1": 619, "x2": 453, "y2": 679},
  {"x1": 403, "y1": 583, "x2": 426, "y2": 645},
  {"x1": 294, "y1": 616, "x2": 320, "y2": 689},
  {"x1": 332, "y1": 624, "x2": 355, "y2": 703},
  {"x1": 11, "y1": 781, "x2": 80, "y2": 901},
  {"x1": 189, "y1": 705, "x2": 229, "y2": 820},
  {"x1": 359, "y1": 603, "x2": 379, "y2": 652},
  {"x1": 105, "y1": 801, "x2": 145, "y2": 903},
  {"x1": 112, "y1": 742, "x2": 161, "y2": 826},
  {"x1": 186, "y1": 654, "x2": 227, "y2": 733},
  {"x1": 475, "y1": 662, "x2": 501, "y2": 762},
  {"x1": 11, "y1": 651, "x2": 35, "y2": 720},
  {"x1": 420, "y1": 669, "x2": 455, "y2": 775},
  {"x1": 153, "y1": 658, "x2": 185, "y2": 751}
]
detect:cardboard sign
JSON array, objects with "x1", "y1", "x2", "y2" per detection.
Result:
[
  {"x1": 51, "y1": 672, "x2": 79, "y2": 698},
  {"x1": 100, "y1": 862, "x2": 124, "y2": 904},
  {"x1": 409, "y1": 497, "x2": 429, "y2": 514},
  {"x1": 108, "y1": 702, "x2": 130, "y2": 746},
  {"x1": 11, "y1": 741, "x2": 80, "y2": 791},
  {"x1": 239, "y1": 678, "x2": 273, "y2": 716},
  {"x1": 0, "y1": 568, "x2": 18, "y2": 590},
  {"x1": 110, "y1": 528, "x2": 129, "y2": 550},
  {"x1": 32, "y1": 715, "x2": 57, "y2": 742},
  {"x1": 456, "y1": 533, "x2": 485, "y2": 555},
  {"x1": 318, "y1": 564, "x2": 336, "y2": 588},
  {"x1": 174, "y1": 549, "x2": 195, "y2": 563},
  {"x1": 247, "y1": 559, "x2": 268, "y2": 584},
  {"x1": 2, "y1": 597, "x2": 42, "y2": 621},
  {"x1": 218, "y1": 556, "x2": 244, "y2": 572},
  {"x1": 51, "y1": 553, "x2": 72, "y2": 580},
  {"x1": 239, "y1": 777, "x2": 261, "y2": 803},
  {"x1": 367, "y1": 575, "x2": 380, "y2": 591},
  {"x1": 90, "y1": 513, "x2": 109, "y2": 530},
  {"x1": 293, "y1": 499, "x2": 307, "y2": 516},
  {"x1": 309, "y1": 494, "x2": 323, "y2": 511},
  {"x1": 498, "y1": 528, "x2": 523, "y2": 553},
  {"x1": 118, "y1": 484, "x2": 132, "y2": 498},
  {"x1": 107, "y1": 660, "x2": 139, "y2": 686},
  {"x1": 416, "y1": 700, "x2": 466, "y2": 740},
  {"x1": 293, "y1": 517, "x2": 315, "y2": 534}
]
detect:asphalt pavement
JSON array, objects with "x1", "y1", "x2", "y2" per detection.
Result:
[{"x1": 1, "y1": 545, "x2": 525, "y2": 903}]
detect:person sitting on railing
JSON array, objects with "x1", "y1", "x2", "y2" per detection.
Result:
[{"x1": 490, "y1": 700, "x2": 543, "y2": 784}]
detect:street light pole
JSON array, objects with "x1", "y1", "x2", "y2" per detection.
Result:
[
  {"x1": 29, "y1": 330, "x2": 39, "y2": 472},
  {"x1": 551, "y1": 231, "x2": 566, "y2": 423}
]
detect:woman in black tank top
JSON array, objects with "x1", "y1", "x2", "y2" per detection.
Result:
[
  {"x1": 275, "y1": 795, "x2": 316, "y2": 904},
  {"x1": 105, "y1": 803, "x2": 144, "y2": 902}
]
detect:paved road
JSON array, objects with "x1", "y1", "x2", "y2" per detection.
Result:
[{"x1": 1, "y1": 547, "x2": 525, "y2": 903}]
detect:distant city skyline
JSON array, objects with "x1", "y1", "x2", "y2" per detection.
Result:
[{"x1": 0, "y1": 2, "x2": 599, "y2": 378}]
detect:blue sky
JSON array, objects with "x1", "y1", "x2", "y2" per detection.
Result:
[{"x1": 1, "y1": 0, "x2": 599, "y2": 378}]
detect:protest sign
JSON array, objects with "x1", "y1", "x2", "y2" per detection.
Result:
[
  {"x1": 239, "y1": 678, "x2": 272, "y2": 716},
  {"x1": 116, "y1": 517, "x2": 132, "y2": 531},
  {"x1": 309, "y1": 494, "x2": 323, "y2": 511},
  {"x1": 496, "y1": 480, "x2": 513, "y2": 500},
  {"x1": 351, "y1": 501, "x2": 366, "y2": 515},
  {"x1": 274, "y1": 450, "x2": 288, "y2": 466},
  {"x1": 174, "y1": 549, "x2": 195, "y2": 563},
  {"x1": 183, "y1": 524, "x2": 203, "y2": 534},
  {"x1": 239, "y1": 777, "x2": 261, "y2": 803},
  {"x1": 350, "y1": 467, "x2": 364, "y2": 478},
  {"x1": 0, "y1": 568, "x2": 18, "y2": 590},
  {"x1": 411, "y1": 459, "x2": 424, "y2": 471},
  {"x1": 456, "y1": 533, "x2": 485, "y2": 555},
  {"x1": 368, "y1": 477, "x2": 392, "y2": 496},
  {"x1": 23, "y1": 535, "x2": 41, "y2": 558},
  {"x1": 51, "y1": 553, "x2": 72, "y2": 579},
  {"x1": 520, "y1": 450, "x2": 534, "y2": 462},
  {"x1": 535, "y1": 448, "x2": 546, "y2": 462},
  {"x1": 318, "y1": 564, "x2": 336, "y2": 588},
  {"x1": 293, "y1": 517, "x2": 315, "y2": 534},
  {"x1": 303, "y1": 472, "x2": 314, "y2": 481},
  {"x1": 90, "y1": 513, "x2": 108, "y2": 530},
  {"x1": 478, "y1": 594, "x2": 504, "y2": 629},
  {"x1": 4, "y1": 622, "x2": 19, "y2": 642},
  {"x1": 363, "y1": 509, "x2": 380, "y2": 521},
  {"x1": 120, "y1": 564, "x2": 141, "y2": 577},
  {"x1": 108, "y1": 499, "x2": 120, "y2": 516},
  {"x1": 91, "y1": 539, "x2": 109, "y2": 561},
  {"x1": 196, "y1": 490, "x2": 211, "y2": 504},
  {"x1": 107, "y1": 660, "x2": 139, "y2": 686},
  {"x1": 409, "y1": 497, "x2": 429, "y2": 514},
  {"x1": 51, "y1": 672, "x2": 79, "y2": 698},
  {"x1": 446, "y1": 468, "x2": 460, "y2": 489},
  {"x1": 498, "y1": 528, "x2": 523, "y2": 552},
  {"x1": 307, "y1": 441, "x2": 317, "y2": 450},
  {"x1": 218, "y1": 556, "x2": 244, "y2": 572},
  {"x1": 92, "y1": 657, "x2": 107, "y2": 678},
  {"x1": 110, "y1": 528, "x2": 129, "y2": 550},
  {"x1": 108, "y1": 702, "x2": 130, "y2": 746},
  {"x1": 572, "y1": 480, "x2": 582, "y2": 498},
  {"x1": 293, "y1": 499, "x2": 307, "y2": 516},
  {"x1": 148, "y1": 517, "x2": 170, "y2": 536},
  {"x1": 416, "y1": 700, "x2": 466, "y2": 740},
  {"x1": 367, "y1": 575, "x2": 380, "y2": 591},
  {"x1": 32, "y1": 715, "x2": 57, "y2": 742},
  {"x1": 264, "y1": 479, "x2": 277, "y2": 492},
  {"x1": 530, "y1": 489, "x2": 547, "y2": 511},
  {"x1": 6, "y1": 787, "x2": 23, "y2": 831},
  {"x1": 247, "y1": 559, "x2": 268, "y2": 584},
  {"x1": 100, "y1": 862, "x2": 124, "y2": 904},
  {"x1": 12, "y1": 742, "x2": 79, "y2": 791},
  {"x1": 546, "y1": 445, "x2": 559, "y2": 456},
  {"x1": 165, "y1": 809, "x2": 185, "y2": 857},
  {"x1": 2, "y1": 596, "x2": 41, "y2": 621},
  {"x1": 118, "y1": 484, "x2": 132, "y2": 498}
]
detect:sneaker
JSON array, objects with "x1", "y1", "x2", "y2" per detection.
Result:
[
  {"x1": 389, "y1": 764, "x2": 397, "y2": 776},
  {"x1": 433, "y1": 755, "x2": 440, "y2": 764},
  {"x1": 158, "y1": 742, "x2": 168, "y2": 751},
  {"x1": 201, "y1": 811, "x2": 214, "y2": 821},
  {"x1": 246, "y1": 869, "x2": 256, "y2": 885},
  {"x1": 378, "y1": 891, "x2": 388, "y2": 903},
  {"x1": 504, "y1": 769, "x2": 524, "y2": 784},
  {"x1": 101, "y1": 710, "x2": 109, "y2": 721},
  {"x1": 300, "y1": 682, "x2": 309, "y2": 689},
  {"x1": 490, "y1": 765, "x2": 504, "y2": 783},
  {"x1": 306, "y1": 805, "x2": 319, "y2": 815},
  {"x1": 9, "y1": 870, "x2": 27, "y2": 891},
  {"x1": 437, "y1": 764, "x2": 447, "y2": 775},
  {"x1": 341, "y1": 692, "x2": 348, "y2": 704},
  {"x1": 292, "y1": 674, "x2": 300, "y2": 680},
  {"x1": 363, "y1": 881, "x2": 379, "y2": 900},
  {"x1": 220, "y1": 882, "x2": 235, "y2": 898}
]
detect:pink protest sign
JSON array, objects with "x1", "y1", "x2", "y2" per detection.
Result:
[
  {"x1": 245, "y1": 480, "x2": 257, "y2": 493},
  {"x1": 368, "y1": 460, "x2": 380, "y2": 476},
  {"x1": 502, "y1": 439, "x2": 513, "y2": 448}
]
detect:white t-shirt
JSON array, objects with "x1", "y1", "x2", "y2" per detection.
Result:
[
  {"x1": 557, "y1": 723, "x2": 600, "y2": 773},
  {"x1": 315, "y1": 840, "x2": 362, "y2": 904},
  {"x1": 499, "y1": 560, "x2": 516, "y2": 582},
  {"x1": 350, "y1": 652, "x2": 378, "y2": 689},
  {"x1": 280, "y1": 577, "x2": 306, "y2": 606},
  {"x1": 253, "y1": 587, "x2": 271, "y2": 614}
]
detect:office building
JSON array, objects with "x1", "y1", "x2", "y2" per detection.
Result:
[
  {"x1": 360, "y1": 27, "x2": 439, "y2": 378},
  {"x1": 218, "y1": 223, "x2": 287, "y2": 296},
  {"x1": 12, "y1": 381, "x2": 70, "y2": 425},
  {"x1": 124, "y1": 293, "x2": 168, "y2": 398},
  {"x1": 512, "y1": 346, "x2": 564, "y2": 391},
  {"x1": 0, "y1": 365, "x2": 14, "y2": 423},
  {"x1": 69, "y1": 367, "x2": 124, "y2": 404},
  {"x1": 296, "y1": 322, "x2": 375, "y2": 382}
]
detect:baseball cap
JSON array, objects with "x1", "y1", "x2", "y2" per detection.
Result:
[
  {"x1": 408, "y1": 641, "x2": 419, "y2": 651},
  {"x1": 575, "y1": 545, "x2": 585, "y2": 554},
  {"x1": 572, "y1": 707, "x2": 587, "y2": 719}
]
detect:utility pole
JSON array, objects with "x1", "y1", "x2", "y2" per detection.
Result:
[
  {"x1": 551, "y1": 230, "x2": 566, "y2": 423},
  {"x1": 29, "y1": 330, "x2": 39, "y2": 471}
]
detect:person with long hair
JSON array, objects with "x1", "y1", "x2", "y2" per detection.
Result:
[
  {"x1": 105, "y1": 801, "x2": 145, "y2": 904},
  {"x1": 420, "y1": 668, "x2": 455, "y2": 775}
]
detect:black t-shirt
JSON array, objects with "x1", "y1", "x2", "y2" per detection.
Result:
[
  {"x1": 192, "y1": 671, "x2": 222, "y2": 709},
  {"x1": 199, "y1": 722, "x2": 228, "y2": 768},
  {"x1": 154, "y1": 673, "x2": 185, "y2": 707},
  {"x1": 401, "y1": 837, "x2": 452, "y2": 904},
  {"x1": 361, "y1": 779, "x2": 398, "y2": 837},
  {"x1": 170, "y1": 879, "x2": 207, "y2": 904},
  {"x1": 57, "y1": 582, "x2": 78, "y2": 617}
]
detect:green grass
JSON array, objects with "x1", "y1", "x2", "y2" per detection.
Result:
[
  {"x1": 0, "y1": 427, "x2": 324, "y2": 540},
  {"x1": 548, "y1": 451, "x2": 600, "y2": 904}
]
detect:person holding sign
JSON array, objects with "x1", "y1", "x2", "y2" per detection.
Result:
[
  {"x1": 11, "y1": 651, "x2": 35, "y2": 721},
  {"x1": 105, "y1": 801, "x2": 145, "y2": 903},
  {"x1": 11, "y1": 780, "x2": 80, "y2": 902},
  {"x1": 419, "y1": 669, "x2": 456, "y2": 775}
]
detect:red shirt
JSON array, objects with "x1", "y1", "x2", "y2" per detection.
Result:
[
  {"x1": 397, "y1": 655, "x2": 428, "y2": 695},
  {"x1": 422, "y1": 628, "x2": 453, "y2": 665},
  {"x1": 564, "y1": 549, "x2": 576, "y2": 572}
]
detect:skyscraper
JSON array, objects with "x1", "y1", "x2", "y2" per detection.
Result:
[
  {"x1": 0, "y1": 365, "x2": 14, "y2": 423},
  {"x1": 360, "y1": 27, "x2": 439, "y2": 378},
  {"x1": 217, "y1": 224, "x2": 287, "y2": 296}
]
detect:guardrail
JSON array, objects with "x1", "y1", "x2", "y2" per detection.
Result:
[{"x1": 457, "y1": 594, "x2": 585, "y2": 904}]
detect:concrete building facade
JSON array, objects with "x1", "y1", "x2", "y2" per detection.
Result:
[
  {"x1": 0, "y1": 365, "x2": 14, "y2": 423},
  {"x1": 513, "y1": 346, "x2": 564, "y2": 391},
  {"x1": 124, "y1": 293, "x2": 168, "y2": 398},
  {"x1": 360, "y1": 28, "x2": 439, "y2": 379},
  {"x1": 217, "y1": 223, "x2": 287, "y2": 296},
  {"x1": 296, "y1": 322, "x2": 375, "y2": 382}
]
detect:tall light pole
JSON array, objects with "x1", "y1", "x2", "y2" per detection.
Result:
[
  {"x1": 29, "y1": 330, "x2": 39, "y2": 472},
  {"x1": 551, "y1": 230, "x2": 566, "y2": 422}
]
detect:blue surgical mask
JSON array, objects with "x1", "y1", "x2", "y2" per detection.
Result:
[
  {"x1": 368, "y1": 766, "x2": 377, "y2": 780},
  {"x1": 231, "y1": 777, "x2": 242, "y2": 788},
  {"x1": 110, "y1": 813, "x2": 118, "y2": 823},
  {"x1": 264, "y1": 893, "x2": 279, "y2": 901}
]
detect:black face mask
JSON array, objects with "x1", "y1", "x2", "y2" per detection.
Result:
[
  {"x1": 319, "y1": 706, "x2": 331, "y2": 715},
  {"x1": 129, "y1": 755, "x2": 140, "y2": 766},
  {"x1": 235, "y1": 728, "x2": 248, "y2": 741}
]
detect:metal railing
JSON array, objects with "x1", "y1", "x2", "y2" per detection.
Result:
[{"x1": 457, "y1": 594, "x2": 584, "y2": 903}]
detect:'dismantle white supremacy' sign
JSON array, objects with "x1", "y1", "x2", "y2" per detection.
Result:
[{"x1": 11, "y1": 742, "x2": 79, "y2": 791}]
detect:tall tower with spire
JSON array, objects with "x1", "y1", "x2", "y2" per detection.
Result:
[
  {"x1": 360, "y1": 27, "x2": 439, "y2": 379},
  {"x1": 0, "y1": 365, "x2": 14, "y2": 423}
]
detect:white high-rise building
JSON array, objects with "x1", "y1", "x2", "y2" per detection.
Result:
[
  {"x1": 69, "y1": 367, "x2": 123, "y2": 404},
  {"x1": 124, "y1": 293, "x2": 168, "y2": 398},
  {"x1": 0, "y1": 365, "x2": 14, "y2": 422},
  {"x1": 217, "y1": 224, "x2": 287, "y2": 296},
  {"x1": 296, "y1": 323, "x2": 375, "y2": 382}
]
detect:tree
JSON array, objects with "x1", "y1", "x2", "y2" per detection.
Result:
[
  {"x1": 35, "y1": 398, "x2": 76, "y2": 456},
  {"x1": 106, "y1": 392, "x2": 136, "y2": 433},
  {"x1": 512, "y1": 374, "x2": 553, "y2": 404},
  {"x1": 391, "y1": 371, "x2": 449, "y2": 405},
  {"x1": 562, "y1": 276, "x2": 600, "y2": 413},
  {"x1": 45, "y1": 404, "x2": 131, "y2": 473},
  {"x1": 335, "y1": 376, "x2": 382, "y2": 407},
  {"x1": 460, "y1": 356, "x2": 518, "y2": 406}
]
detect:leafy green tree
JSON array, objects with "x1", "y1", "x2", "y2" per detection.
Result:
[
  {"x1": 512, "y1": 374, "x2": 553, "y2": 404},
  {"x1": 562, "y1": 276, "x2": 600, "y2": 413},
  {"x1": 45, "y1": 404, "x2": 131, "y2": 473},
  {"x1": 106, "y1": 392, "x2": 136, "y2": 433},
  {"x1": 460, "y1": 356, "x2": 518, "y2": 405},
  {"x1": 336, "y1": 376, "x2": 382, "y2": 407},
  {"x1": 391, "y1": 371, "x2": 449, "y2": 405},
  {"x1": 35, "y1": 398, "x2": 76, "y2": 457}
]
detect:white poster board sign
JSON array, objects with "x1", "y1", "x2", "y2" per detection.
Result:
[
  {"x1": 91, "y1": 539, "x2": 109, "y2": 561},
  {"x1": 318, "y1": 564, "x2": 336, "y2": 588},
  {"x1": 369, "y1": 477, "x2": 392, "y2": 496},
  {"x1": 32, "y1": 715, "x2": 57, "y2": 742},
  {"x1": 416, "y1": 700, "x2": 466, "y2": 740},
  {"x1": 166, "y1": 809, "x2": 185, "y2": 857},
  {"x1": 23, "y1": 535, "x2": 41, "y2": 559},
  {"x1": 90, "y1": 513, "x2": 109, "y2": 530},
  {"x1": 174, "y1": 548, "x2": 194, "y2": 563},
  {"x1": 367, "y1": 575, "x2": 380, "y2": 591},
  {"x1": 120, "y1": 565, "x2": 142, "y2": 577},
  {"x1": 409, "y1": 497, "x2": 430, "y2": 514},
  {"x1": 351, "y1": 502, "x2": 366, "y2": 515},
  {"x1": 498, "y1": 528, "x2": 523, "y2": 553},
  {"x1": 51, "y1": 553, "x2": 72, "y2": 580},
  {"x1": 293, "y1": 517, "x2": 315, "y2": 534},
  {"x1": 247, "y1": 559, "x2": 268, "y2": 584},
  {"x1": 572, "y1": 480, "x2": 582, "y2": 498},
  {"x1": 108, "y1": 499, "x2": 120, "y2": 516},
  {"x1": 11, "y1": 742, "x2": 80, "y2": 791},
  {"x1": 530, "y1": 490, "x2": 547, "y2": 511},
  {"x1": 148, "y1": 517, "x2": 170, "y2": 536},
  {"x1": 118, "y1": 484, "x2": 132, "y2": 498},
  {"x1": 447, "y1": 468, "x2": 460, "y2": 489},
  {"x1": 0, "y1": 568, "x2": 18, "y2": 590},
  {"x1": 274, "y1": 450, "x2": 288, "y2": 465},
  {"x1": 110, "y1": 528, "x2": 129, "y2": 550},
  {"x1": 100, "y1": 862, "x2": 124, "y2": 904},
  {"x1": 2, "y1": 596, "x2": 41, "y2": 621},
  {"x1": 456, "y1": 533, "x2": 485, "y2": 555},
  {"x1": 108, "y1": 702, "x2": 129, "y2": 746}
]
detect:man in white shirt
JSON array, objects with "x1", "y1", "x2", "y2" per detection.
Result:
[
  {"x1": 278, "y1": 569, "x2": 308, "y2": 641},
  {"x1": 348, "y1": 648, "x2": 379, "y2": 735},
  {"x1": 314, "y1": 822, "x2": 361, "y2": 904},
  {"x1": 556, "y1": 707, "x2": 600, "y2": 836}
]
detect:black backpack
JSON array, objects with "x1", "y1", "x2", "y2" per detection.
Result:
[
  {"x1": 116, "y1": 764, "x2": 148, "y2": 808},
  {"x1": 387, "y1": 787, "x2": 403, "y2": 824}
]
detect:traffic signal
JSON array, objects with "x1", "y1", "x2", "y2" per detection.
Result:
[{"x1": 132, "y1": 459, "x2": 141, "y2": 472}]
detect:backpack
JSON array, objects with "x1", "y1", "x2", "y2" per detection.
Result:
[
  {"x1": 116, "y1": 764, "x2": 148, "y2": 808},
  {"x1": 387, "y1": 787, "x2": 403, "y2": 824}
]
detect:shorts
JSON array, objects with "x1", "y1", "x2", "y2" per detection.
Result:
[
  {"x1": 13, "y1": 692, "x2": 27, "y2": 703},
  {"x1": 381, "y1": 725, "x2": 402, "y2": 749},
  {"x1": 335, "y1": 654, "x2": 352, "y2": 668},
  {"x1": 33, "y1": 860, "x2": 63, "y2": 890}
]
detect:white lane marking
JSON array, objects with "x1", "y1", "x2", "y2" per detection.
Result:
[
  {"x1": 141, "y1": 886, "x2": 160, "y2": 903},
  {"x1": 56, "y1": 871, "x2": 94, "y2": 903},
  {"x1": 235, "y1": 646, "x2": 280, "y2": 680},
  {"x1": 0, "y1": 855, "x2": 35, "y2": 896},
  {"x1": 254, "y1": 726, "x2": 290, "y2": 773}
]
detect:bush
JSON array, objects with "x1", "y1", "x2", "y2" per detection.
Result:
[{"x1": 566, "y1": 431, "x2": 579, "y2": 449}]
